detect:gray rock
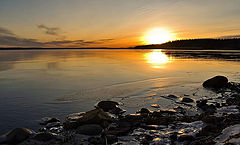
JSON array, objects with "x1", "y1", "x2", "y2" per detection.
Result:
[
  {"x1": 106, "y1": 122, "x2": 132, "y2": 136},
  {"x1": 40, "y1": 117, "x2": 60, "y2": 125},
  {"x1": 109, "y1": 106, "x2": 126, "y2": 115},
  {"x1": 137, "y1": 108, "x2": 150, "y2": 114},
  {"x1": 0, "y1": 135, "x2": 6, "y2": 144},
  {"x1": 76, "y1": 124, "x2": 103, "y2": 135},
  {"x1": 106, "y1": 135, "x2": 118, "y2": 144},
  {"x1": 180, "y1": 97, "x2": 194, "y2": 103},
  {"x1": 64, "y1": 108, "x2": 112, "y2": 130},
  {"x1": 88, "y1": 137, "x2": 105, "y2": 144},
  {"x1": 140, "y1": 138, "x2": 149, "y2": 144},
  {"x1": 5, "y1": 128, "x2": 33, "y2": 144},
  {"x1": 226, "y1": 94, "x2": 240, "y2": 106},
  {"x1": 96, "y1": 101, "x2": 119, "y2": 112},
  {"x1": 167, "y1": 94, "x2": 178, "y2": 98},
  {"x1": 46, "y1": 122, "x2": 61, "y2": 129},
  {"x1": 178, "y1": 135, "x2": 194, "y2": 141},
  {"x1": 151, "y1": 104, "x2": 160, "y2": 108},
  {"x1": 203, "y1": 76, "x2": 228, "y2": 89},
  {"x1": 214, "y1": 124, "x2": 240, "y2": 144},
  {"x1": 33, "y1": 132, "x2": 59, "y2": 142}
]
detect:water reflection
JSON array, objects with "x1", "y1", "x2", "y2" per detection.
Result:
[{"x1": 144, "y1": 49, "x2": 172, "y2": 68}]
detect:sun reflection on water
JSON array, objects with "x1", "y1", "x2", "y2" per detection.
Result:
[{"x1": 144, "y1": 49, "x2": 172, "y2": 68}]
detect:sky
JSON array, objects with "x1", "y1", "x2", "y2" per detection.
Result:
[{"x1": 0, "y1": 0, "x2": 240, "y2": 48}]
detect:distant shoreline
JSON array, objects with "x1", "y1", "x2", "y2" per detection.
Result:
[
  {"x1": 1, "y1": 38, "x2": 240, "y2": 50},
  {"x1": 0, "y1": 47, "x2": 240, "y2": 50}
]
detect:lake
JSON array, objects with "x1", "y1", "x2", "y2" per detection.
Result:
[{"x1": 0, "y1": 49, "x2": 240, "y2": 134}]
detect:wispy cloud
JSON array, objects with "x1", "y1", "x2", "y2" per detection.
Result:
[
  {"x1": 45, "y1": 39, "x2": 114, "y2": 46},
  {"x1": 38, "y1": 24, "x2": 60, "y2": 36},
  {"x1": 0, "y1": 27, "x2": 15, "y2": 36},
  {"x1": 0, "y1": 27, "x2": 114, "y2": 47},
  {"x1": 218, "y1": 35, "x2": 240, "y2": 39},
  {"x1": 0, "y1": 35, "x2": 44, "y2": 47}
]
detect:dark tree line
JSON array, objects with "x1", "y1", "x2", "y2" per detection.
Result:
[{"x1": 135, "y1": 39, "x2": 240, "y2": 50}]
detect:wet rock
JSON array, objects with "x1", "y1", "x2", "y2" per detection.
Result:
[
  {"x1": 96, "y1": 100, "x2": 119, "y2": 112},
  {"x1": 215, "y1": 105, "x2": 240, "y2": 117},
  {"x1": 174, "y1": 106, "x2": 186, "y2": 114},
  {"x1": 142, "y1": 115, "x2": 175, "y2": 125},
  {"x1": 191, "y1": 136, "x2": 216, "y2": 145},
  {"x1": 176, "y1": 121, "x2": 205, "y2": 138},
  {"x1": 64, "y1": 108, "x2": 112, "y2": 129},
  {"x1": 106, "y1": 122, "x2": 132, "y2": 136},
  {"x1": 214, "y1": 124, "x2": 240, "y2": 144},
  {"x1": 203, "y1": 75, "x2": 228, "y2": 89},
  {"x1": 64, "y1": 112, "x2": 85, "y2": 129},
  {"x1": 124, "y1": 113, "x2": 142, "y2": 121},
  {"x1": 201, "y1": 115, "x2": 219, "y2": 124},
  {"x1": 178, "y1": 135, "x2": 194, "y2": 141},
  {"x1": 76, "y1": 124, "x2": 103, "y2": 135},
  {"x1": 226, "y1": 94, "x2": 240, "y2": 106},
  {"x1": 170, "y1": 132, "x2": 178, "y2": 141},
  {"x1": 152, "y1": 111, "x2": 162, "y2": 117},
  {"x1": 46, "y1": 122, "x2": 61, "y2": 129},
  {"x1": 196, "y1": 99, "x2": 208, "y2": 108},
  {"x1": 202, "y1": 125, "x2": 218, "y2": 133},
  {"x1": 100, "y1": 120, "x2": 111, "y2": 128},
  {"x1": 196, "y1": 124, "x2": 219, "y2": 138},
  {"x1": 33, "y1": 132, "x2": 60, "y2": 142},
  {"x1": 109, "y1": 106, "x2": 126, "y2": 115},
  {"x1": 106, "y1": 135, "x2": 118, "y2": 144},
  {"x1": 0, "y1": 136, "x2": 5, "y2": 144},
  {"x1": 222, "y1": 114, "x2": 240, "y2": 127},
  {"x1": 228, "y1": 82, "x2": 240, "y2": 92},
  {"x1": 5, "y1": 128, "x2": 33, "y2": 144},
  {"x1": 143, "y1": 134, "x2": 153, "y2": 141},
  {"x1": 137, "y1": 108, "x2": 150, "y2": 114},
  {"x1": 66, "y1": 112, "x2": 85, "y2": 120},
  {"x1": 40, "y1": 117, "x2": 60, "y2": 125},
  {"x1": 49, "y1": 126, "x2": 64, "y2": 134},
  {"x1": 180, "y1": 97, "x2": 194, "y2": 103},
  {"x1": 151, "y1": 104, "x2": 160, "y2": 108},
  {"x1": 141, "y1": 124, "x2": 167, "y2": 130},
  {"x1": 167, "y1": 94, "x2": 178, "y2": 98},
  {"x1": 216, "y1": 102, "x2": 221, "y2": 108},
  {"x1": 140, "y1": 138, "x2": 149, "y2": 144},
  {"x1": 160, "y1": 109, "x2": 176, "y2": 115},
  {"x1": 197, "y1": 99, "x2": 216, "y2": 114},
  {"x1": 88, "y1": 137, "x2": 105, "y2": 144}
]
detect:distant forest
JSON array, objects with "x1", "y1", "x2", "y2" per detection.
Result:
[{"x1": 135, "y1": 39, "x2": 240, "y2": 50}]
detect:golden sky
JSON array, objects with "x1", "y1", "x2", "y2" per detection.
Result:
[{"x1": 0, "y1": 0, "x2": 240, "y2": 48}]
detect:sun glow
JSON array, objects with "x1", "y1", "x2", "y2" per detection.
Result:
[
  {"x1": 144, "y1": 50, "x2": 171, "y2": 68},
  {"x1": 143, "y1": 28, "x2": 176, "y2": 45}
]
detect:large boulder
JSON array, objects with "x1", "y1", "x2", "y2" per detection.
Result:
[
  {"x1": 180, "y1": 97, "x2": 194, "y2": 103},
  {"x1": 5, "y1": 128, "x2": 33, "y2": 144},
  {"x1": 64, "y1": 108, "x2": 112, "y2": 129},
  {"x1": 203, "y1": 76, "x2": 228, "y2": 89},
  {"x1": 96, "y1": 101, "x2": 119, "y2": 112},
  {"x1": 32, "y1": 132, "x2": 60, "y2": 142},
  {"x1": 96, "y1": 100, "x2": 125, "y2": 115},
  {"x1": 76, "y1": 124, "x2": 103, "y2": 135}
]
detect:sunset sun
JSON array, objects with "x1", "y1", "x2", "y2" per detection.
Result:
[{"x1": 143, "y1": 28, "x2": 176, "y2": 45}]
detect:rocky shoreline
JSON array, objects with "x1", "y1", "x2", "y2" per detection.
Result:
[{"x1": 0, "y1": 75, "x2": 239, "y2": 145}]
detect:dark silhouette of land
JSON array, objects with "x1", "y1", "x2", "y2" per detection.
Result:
[
  {"x1": 135, "y1": 38, "x2": 240, "y2": 50},
  {"x1": 0, "y1": 38, "x2": 240, "y2": 50}
]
